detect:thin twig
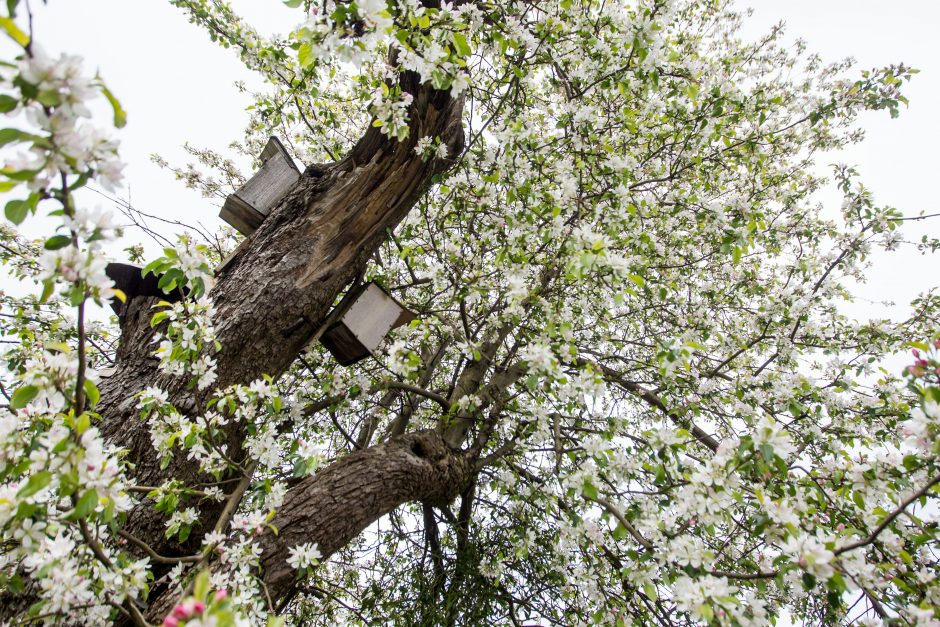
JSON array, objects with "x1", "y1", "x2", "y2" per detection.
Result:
[
  {"x1": 836, "y1": 472, "x2": 940, "y2": 555},
  {"x1": 213, "y1": 461, "x2": 259, "y2": 536},
  {"x1": 117, "y1": 530, "x2": 202, "y2": 565},
  {"x1": 382, "y1": 380, "x2": 451, "y2": 412},
  {"x1": 583, "y1": 493, "x2": 653, "y2": 551}
]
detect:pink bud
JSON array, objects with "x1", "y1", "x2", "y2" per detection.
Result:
[
  {"x1": 933, "y1": 339, "x2": 940, "y2": 349},
  {"x1": 172, "y1": 604, "x2": 187, "y2": 619},
  {"x1": 193, "y1": 601, "x2": 205, "y2": 614},
  {"x1": 799, "y1": 558, "x2": 807, "y2": 568},
  {"x1": 162, "y1": 617, "x2": 179, "y2": 627},
  {"x1": 913, "y1": 349, "x2": 921, "y2": 358},
  {"x1": 916, "y1": 359, "x2": 929, "y2": 368},
  {"x1": 214, "y1": 589, "x2": 229, "y2": 602},
  {"x1": 836, "y1": 523, "x2": 845, "y2": 531}
]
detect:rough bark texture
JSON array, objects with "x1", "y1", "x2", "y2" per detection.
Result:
[
  {"x1": 15, "y1": 74, "x2": 465, "y2": 624},
  {"x1": 260, "y1": 430, "x2": 474, "y2": 599},
  {"x1": 92, "y1": 72, "x2": 463, "y2": 556},
  {"x1": 144, "y1": 430, "x2": 475, "y2": 621}
]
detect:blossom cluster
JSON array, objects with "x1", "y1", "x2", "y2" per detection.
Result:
[{"x1": 0, "y1": 8, "x2": 150, "y2": 622}]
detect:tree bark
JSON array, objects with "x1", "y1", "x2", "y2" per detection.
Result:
[
  {"x1": 1, "y1": 75, "x2": 466, "y2": 624},
  {"x1": 93, "y1": 71, "x2": 463, "y2": 556},
  {"x1": 143, "y1": 430, "x2": 475, "y2": 621}
]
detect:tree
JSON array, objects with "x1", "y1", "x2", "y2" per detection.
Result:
[{"x1": 0, "y1": 0, "x2": 938, "y2": 625}]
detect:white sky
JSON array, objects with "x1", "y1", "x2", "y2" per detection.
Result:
[{"x1": 6, "y1": 0, "x2": 940, "y2": 324}]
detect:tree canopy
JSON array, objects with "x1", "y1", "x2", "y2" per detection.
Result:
[{"x1": 0, "y1": 0, "x2": 938, "y2": 626}]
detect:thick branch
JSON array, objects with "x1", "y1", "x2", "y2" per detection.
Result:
[{"x1": 144, "y1": 430, "x2": 474, "y2": 620}]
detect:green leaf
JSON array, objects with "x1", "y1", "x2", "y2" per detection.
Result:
[
  {"x1": 801, "y1": 571, "x2": 816, "y2": 590},
  {"x1": 58, "y1": 470, "x2": 79, "y2": 497},
  {"x1": 17, "y1": 470, "x2": 51, "y2": 498},
  {"x1": 39, "y1": 278, "x2": 54, "y2": 303},
  {"x1": 75, "y1": 411, "x2": 91, "y2": 436},
  {"x1": 611, "y1": 522, "x2": 628, "y2": 541},
  {"x1": 826, "y1": 571, "x2": 848, "y2": 593},
  {"x1": 0, "y1": 127, "x2": 32, "y2": 147},
  {"x1": 141, "y1": 258, "x2": 168, "y2": 278},
  {"x1": 1, "y1": 166, "x2": 40, "y2": 180},
  {"x1": 99, "y1": 83, "x2": 126, "y2": 128},
  {"x1": 36, "y1": 90, "x2": 60, "y2": 107},
  {"x1": 157, "y1": 267, "x2": 183, "y2": 293},
  {"x1": 899, "y1": 548, "x2": 914, "y2": 566},
  {"x1": 149, "y1": 310, "x2": 168, "y2": 328},
  {"x1": 0, "y1": 16, "x2": 28, "y2": 46},
  {"x1": 25, "y1": 601, "x2": 45, "y2": 619},
  {"x1": 83, "y1": 378, "x2": 99, "y2": 407},
  {"x1": 9, "y1": 383, "x2": 37, "y2": 409},
  {"x1": 698, "y1": 604, "x2": 713, "y2": 622},
  {"x1": 65, "y1": 489, "x2": 98, "y2": 520},
  {"x1": 298, "y1": 42, "x2": 313, "y2": 68},
  {"x1": 193, "y1": 569, "x2": 211, "y2": 599},
  {"x1": 283, "y1": 0, "x2": 303, "y2": 6},
  {"x1": 4, "y1": 199, "x2": 28, "y2": 224},
  {"x1": 43, "y1": 234, "x2": 72, "y2": 250},
  {"x1": 582, "y1": 480, "x2": 599, "y2": 500},
  {"x1": 3, "y1": 574, "x2": 24, "y2": 595},
  {"x1": 452, "y1": 32, "x2": 471, "y2": 57},
  {"x1": 0, "y1": 94, "x2": 17, "y2": 113}
]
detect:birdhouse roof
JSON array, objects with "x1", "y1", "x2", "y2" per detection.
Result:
[{"x1": 260, "y1": 136, "x2": 299, "y2": 172}]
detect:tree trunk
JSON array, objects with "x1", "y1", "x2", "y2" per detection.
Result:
[
  {"x1": 5, "y1": 75, "x2": 465, "y2": 624},
  {"x1": 95, "y1": 71, "x2": 463, "y2": 552}
]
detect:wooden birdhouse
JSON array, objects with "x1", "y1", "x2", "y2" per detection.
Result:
[
  {"x1": 320, "y1": 282, "x2": 417, "y2": 366},
  {"x1": 219, "y1": 136, "x2": 300, "y2": 236}
]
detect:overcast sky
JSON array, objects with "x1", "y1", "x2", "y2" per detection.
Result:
[{"x1": 9, "y1": 0, "x2": 940, "y2": 324}]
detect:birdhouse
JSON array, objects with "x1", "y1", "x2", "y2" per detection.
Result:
[
  {"x1": 219, "y1": 136, "x2": 300, "y2": 236},
  {"x1": 320, "y1": 282, "x2": 417, "y2": 366},
  {"x1": 105, "y1": 262, "x2": 183, "y2": 317}
]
